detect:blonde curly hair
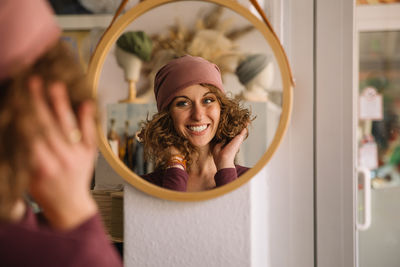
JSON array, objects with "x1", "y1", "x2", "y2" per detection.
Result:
[
  {"x1": 139, "y1": 84, "x2": 253, "y2": 171},
  {"x1": 0, "y1": 41, "x2": 92, "y2": 221}
]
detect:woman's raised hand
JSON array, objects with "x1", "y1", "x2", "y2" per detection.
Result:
[
  {"x1": 212, "y1": 128, "x2": 247, "y2": 170},
  {"x1": 28, "y1": 76, "x2": 98, "y2": 230}
]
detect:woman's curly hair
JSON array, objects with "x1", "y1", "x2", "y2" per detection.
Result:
[
  {"x1": 139, "y1": 84, "x2": 253, "y2": 171},
  {"x1": 0, "y1": 41, "x2": 92, "y2": 221}
]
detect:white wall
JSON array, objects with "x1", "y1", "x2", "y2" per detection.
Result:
[
  {"x1": 264, "y1": 0, "x2": 314, "y2": 266},
  {"x1": 124, "y1": 180, "x2": 252, "y2": 267}
]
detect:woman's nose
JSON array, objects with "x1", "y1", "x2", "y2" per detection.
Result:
[{"x1": 191, "y1": 104, "x2": 204, "y2": 121}]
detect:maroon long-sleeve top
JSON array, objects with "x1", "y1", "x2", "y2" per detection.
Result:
[
  {"x1": 0, "y1": 207, "x2": 122, "y2": 267},
  {"x1": 142, "y1": 165, "x2": 249, "y2": 191}
]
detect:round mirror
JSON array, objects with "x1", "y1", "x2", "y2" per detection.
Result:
[{"x1": 87, "y1": 0, "x2": 293, "y2": 201}]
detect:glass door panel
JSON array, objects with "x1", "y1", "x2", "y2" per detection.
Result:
[{"x1": 358, "y1": 30, "x2": 400, "y2": 267}]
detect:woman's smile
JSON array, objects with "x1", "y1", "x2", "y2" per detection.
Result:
[{"x1": 186, "y1": 124, "x2": 209, "y2": 134}]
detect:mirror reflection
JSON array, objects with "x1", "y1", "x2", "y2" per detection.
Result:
[{"x1": 97, "y1": 1, "x2": 283, "y2": 192}]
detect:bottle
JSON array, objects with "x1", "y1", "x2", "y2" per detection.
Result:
[
  {"x1": 121, "y1": 121, "x2": 130, "y2": 163},
  {"x1": 107, "y1": 118, "x2": 120, "y2": 157}
]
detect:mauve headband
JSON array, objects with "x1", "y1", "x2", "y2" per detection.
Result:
[
  {"x1": 0, "y1": 0, "x2": 60, "y2": 81},
  {"x1": 154, "y1": 55, "x2": 224, "y2": 111}
]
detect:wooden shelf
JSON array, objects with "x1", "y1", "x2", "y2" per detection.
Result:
[{"x1": 56, "y1": 14, "x2": 113, "y2": 30}]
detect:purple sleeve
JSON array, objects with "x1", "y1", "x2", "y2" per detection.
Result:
[
  {"x1": 161, "y1": 167, "x2": 189, "y2": 191},
  {"x1": 143, "y1": 165, "x2": 249, "y2": 191},
  {"x1": 0, "y1": 211, "x2": 122, "y2": 267},
  {"x1": 65, "y1": 213, "x2": 123, "y2": 267},
  {"x1": 214, "y1": 165, "x2": 249, "y2": 187},
  {"x1": 214, "y1": 168, "x2": 238, "y2": 187}
]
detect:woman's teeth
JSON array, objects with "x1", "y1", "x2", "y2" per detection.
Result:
[{"x1": 188, "y1": 125, "x2": 207, "y2": 132}]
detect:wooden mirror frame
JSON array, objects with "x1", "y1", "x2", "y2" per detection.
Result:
[{"x1": 87, "y1": 0, "x2": 294, "y2": 201}]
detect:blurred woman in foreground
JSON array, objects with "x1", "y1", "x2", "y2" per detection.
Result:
[{"x1": 0, "y1": 0, "x2": 122, "y2": 266}]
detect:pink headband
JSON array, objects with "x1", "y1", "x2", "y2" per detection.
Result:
[
  {"x1": 0, "y1": 0, "x2": 61, "y2": 81},
  {"x1": 154, "y1": 55, "x2": 224, "y2": 111}
]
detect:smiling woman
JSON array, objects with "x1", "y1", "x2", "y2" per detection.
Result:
[{"x1": 139, "y1": 55, "x2": 252, "y2": 192}]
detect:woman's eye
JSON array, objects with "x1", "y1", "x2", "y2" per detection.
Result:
[
  {"x1": 203, "y1": 98, "x2": 215, "y2": 104},
  {"x1": 175, "y1": 100, "x2": 189, "y2": 107}
]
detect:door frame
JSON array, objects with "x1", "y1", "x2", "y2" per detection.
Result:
[{"x1": 315, "y1": 0, "x2": 356, "y2": 267}]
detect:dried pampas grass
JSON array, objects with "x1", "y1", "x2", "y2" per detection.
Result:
[{"x1": 139, "y1": 5, "x2": 254, "y2": 98}]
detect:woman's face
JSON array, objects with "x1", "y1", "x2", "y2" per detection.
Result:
[{"x1": 169, "y1": 84, "x2": 221, "y2": 149}]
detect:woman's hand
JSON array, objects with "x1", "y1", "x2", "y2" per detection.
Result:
[
  {"x1": 212, "y1": 128, "x2": 247, "y2": 170},
  {"x1": 28, "y1": 76, "x2": 98, "y2": 230},
  {"x1": 168, "y1": 146, "x2": 182, "y2": 156}
]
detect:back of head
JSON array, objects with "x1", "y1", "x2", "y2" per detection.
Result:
[
  {"x1": 0, "y1": 0, "x2": 92, "y2": 220},
  {"x1": 0, "y1": 0, "x2": 60, "y2": 81}
]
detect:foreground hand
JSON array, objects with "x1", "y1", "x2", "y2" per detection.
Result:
[
  {"x1": 212, "y1": 128, "x2": 247, "y2": 170},
  {"x1": 28, "y1": 76, "x2": 98, "y2": 230}
]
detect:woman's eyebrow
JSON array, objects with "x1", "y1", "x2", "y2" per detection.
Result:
[
  {"x1": 172, "y1": 92, "x2": 215, "y2": 101},
  {"x1": 172, "y1": 95, "x2": 190, "y2": 101},
  {"x1": 203, "y1": 92, "x2": 216, "y2": 97}
]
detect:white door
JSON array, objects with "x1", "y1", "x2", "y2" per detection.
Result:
[{"x1": 356, "y1": 3, "x2": 400, "y2": 267}]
